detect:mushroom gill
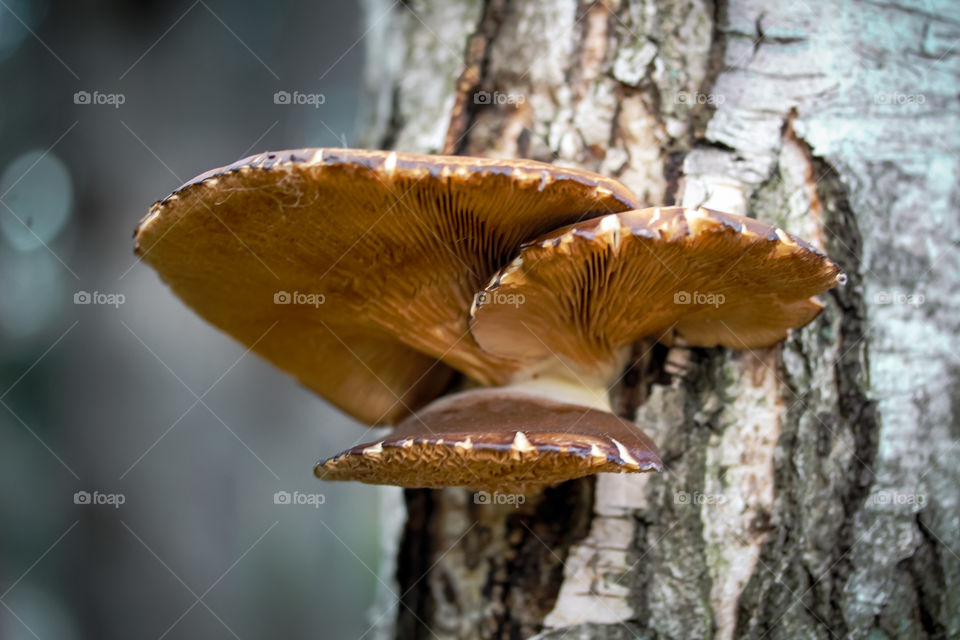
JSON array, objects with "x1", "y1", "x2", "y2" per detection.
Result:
[{"x1": 134, "y1": 148, "x2": 638, "y2": 425}]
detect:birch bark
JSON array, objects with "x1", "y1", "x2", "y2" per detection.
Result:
[{"x1": 359, "y1": 1, "x2": 960, "y2": 638}]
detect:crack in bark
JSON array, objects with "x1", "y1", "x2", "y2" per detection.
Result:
[
  {"x1": 379, "y1": 85, "x2": 406, "y2": 151},
  {"x1": 615, "y1": 340, "x2": 670, "y2": 421},
  {"x1": 488, "y1": 480, "x2": 596, "y2": 638},
  {"x1": 695, "y1": 0, "x2": 728, "y2": 141},
  {"x1": 442, "y1": 0, "x2": 508, "y2": 155},
  {"x1": 396, "y1": 489, "x2": 439, "y2": 640},
  {"x1": 733, "y1": 125, "x2": 880, "y2": 639},
  {"x1": 662, "y1": 150, "x2": 687, "y2": 205},
  {"x1": 908, "y1": 513, "x2": 949, "y2": 639},
  {"x1": 811, "y1": 151, "x2": 879, "y2": 639}
]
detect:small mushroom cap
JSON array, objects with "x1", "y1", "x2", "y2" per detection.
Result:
[
  {"x1": 134, "y1": 149, "x2": 638, "y2": 425},
  {"x1": 315, "y1": 387, "x2": 662, "y2": 494},
  {"x1": 470, "y1": 206, "x2": 844, "y2": 373}
]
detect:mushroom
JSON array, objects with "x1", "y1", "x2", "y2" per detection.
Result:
[
  {"x1": 317, "y1": 206, "x2": 843, "y2": 493},
  {"x1": 134, "y1": 148, "x2": 638, "y2": 426},
  {"x1": 469, "y1": 206, "x2": 845, "y2": 362},
  {"x1": 315, "y1": 385, "x2": 662, "y2": 495}
]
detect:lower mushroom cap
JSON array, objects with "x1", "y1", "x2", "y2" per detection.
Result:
[{"x1": 315, "y1": 387, "x2": 662, "y2": 494}]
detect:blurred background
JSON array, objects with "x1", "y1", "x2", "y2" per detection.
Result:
[{"x1": 0, "y1": 1, "x2": 391, "y2": 638}]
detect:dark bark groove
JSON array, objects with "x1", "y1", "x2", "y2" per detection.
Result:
[
  {"x1": 443, "y1": 0, "x2": 509, "y2": 155},
  {"x1": 396, "y1": 489, "x2": 438, "y2": 640}
]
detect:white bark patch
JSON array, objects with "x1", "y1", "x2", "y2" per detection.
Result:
[
  {"x1": 428, "y1": 488, "x2": 518, "y2": 638},
  {"x1": 488, "y1": 0, "x2": 576, "y2": 92},
  {"x1": 542, "y1": 383, "x2": 685, "y2": 631},
  {"x1": 542, "y1": 473, "x2": 650, "y2": 629},
  {"x1": 612, "y1": 40, "x2": 658, "y2": 86},
  {"x1": 385, "y1": 0, "x2": 483, "y2": 153},
  {"x1": 369, "y1": 485, "x2": 408, "y2": 640},
  {"x1": 776, "y1": 133, "x2": 825, "y2": 247},
  {"x1": 702, "y1": 351, "x2": 783, "y2": 640},
  {"x1": 680, "y1": 171, "x2": 747, "y2": 214},
  {"x1": 612, "y1": 93, "x2": 666, "y2": 205}
]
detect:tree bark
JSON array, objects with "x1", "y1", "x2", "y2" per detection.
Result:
[{"x1": 358, "y1": 0, "x2": 960, "y2": 638}]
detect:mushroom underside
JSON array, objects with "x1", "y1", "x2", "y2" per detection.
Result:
[
  {"x1": 315, "y1": 387, "x2": 662, "y2": 494},
  {"x1": 135, "y1": 148, "x2": 640, "y2": 423},
  {"x1": 469, "y1": 206, "x2": 844, "y2": 373}
]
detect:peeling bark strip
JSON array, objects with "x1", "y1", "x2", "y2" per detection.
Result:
[{"x1": 360, "y1": 0, "x2": 960, "y2": 638}]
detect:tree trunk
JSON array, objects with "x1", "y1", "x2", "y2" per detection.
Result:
[{"x1": 358, "y1": 0, "x2": 960, "y2": 638}]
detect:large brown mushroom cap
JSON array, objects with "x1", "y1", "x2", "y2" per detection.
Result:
[
  {"x1": 469, "y1": 206, "x2": 844, "y2": 375},
  {"x1": 135, "y1": 148, "x2": 638, "y2": 424},
  {"x1": 315, "y1": 387, "x2": 662, "y2": 494}
]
